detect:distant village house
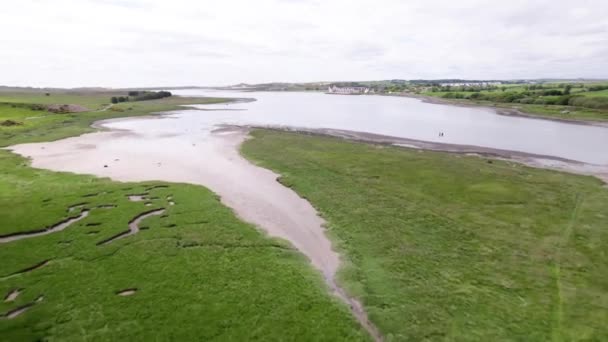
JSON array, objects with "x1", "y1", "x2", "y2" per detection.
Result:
[{"x1": 327, "y1": 85, "x2": 371, "y2": 95}]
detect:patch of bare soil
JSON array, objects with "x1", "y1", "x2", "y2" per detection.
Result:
[
  {"x1": 46, "y1": 104, "x2": 89, "y2": 113},
  {"x1": 3, "y1": 289, "x2": 21, "y2": 302},
  {"x1": 2, "y1": 296, "x2": 44, "y2": 320},
  {"x1": 116, "y1": 288, "x2": 137, "y2": 296},
  {"x1": 127, "y1": 194, "x2": 148, "y2": 202}
]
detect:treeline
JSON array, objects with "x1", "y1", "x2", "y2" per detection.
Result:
[
  {"x1": 111, "y1": 91, "x2": 172, "y2": 104},
  {"x1": 568, "y1": 96, "x2": 608, "y2": 109},
  {"x1": 433, "y1": 85, "x2": 503, "y2": 92},
  {"x1": 442, "y1": 91, "x2": 608, "y2": 109},
  {"x1": 588, "y1": 84, "x2": 608, "y2": 91},
  {"x1": 410, "y1": 79, "x2": 502, "y2": 85}
]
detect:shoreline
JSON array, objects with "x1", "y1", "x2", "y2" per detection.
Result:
[
  {"x1": 243, "y1": 125, "x2": 608, "y2": 184},
  {"x1": 387, "y1": 92, "x2": 608, "y2": 128}
]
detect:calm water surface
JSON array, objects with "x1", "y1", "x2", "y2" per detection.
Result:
[{"x1": 108, "y1": 89, "x2": 608, "y2": 165}]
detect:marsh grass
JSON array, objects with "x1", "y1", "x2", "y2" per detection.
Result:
[
  {"x1": 0, "y1": 94, "x2": 368, "y2": 341},
  {"x1": 242, "y1": 130, "x2": 608, "y2": 341}
]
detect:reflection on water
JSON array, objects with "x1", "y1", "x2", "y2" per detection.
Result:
[{"x1": 106, "y1": 89, "x2": 608, "y2": 165}]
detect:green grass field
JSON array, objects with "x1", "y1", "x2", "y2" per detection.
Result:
[
  {"x1": 0, "y1": 91, "x2": 114, "y2": 110},
  {"x1": 0, "y1": 93, "x2": 368, "y2": 340},
  {"x1": 241, "y1": 130, "x2": 608, "y2": 341},
  {"x1": 586, "y1": 89, "x2": 608, "y2": 97},
  {"x1": 495, "y1": 103, "x2": 608, "y2": 121}
]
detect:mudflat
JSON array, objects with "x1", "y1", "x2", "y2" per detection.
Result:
[{"x1": 9, "y1": 119, "x2": 381, "y2": 339}]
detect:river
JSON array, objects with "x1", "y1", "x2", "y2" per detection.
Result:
[{"x1": 132, "y1": 89, "x2": 608, "y2": 165}]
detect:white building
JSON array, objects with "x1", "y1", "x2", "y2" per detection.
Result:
[{"x1": 327, "y1": 85, "x2": 370, "y2": 94}]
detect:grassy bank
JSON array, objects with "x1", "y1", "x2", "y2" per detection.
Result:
[
  {"x1": 242, "y1": 130, "x2": 608, "y2": 341},
  {"x1": 424, "y1": 96, "x2": 608, "y2": 123},
  {"x1": 418, "y1": 83, "x2": 608, "y2": 122},
  {"x1": 0, "y1": 92, "x2": 229, "y2": 146},
  {"x1": 0, "y1": 93, "x2": 368, "y2": 340}
]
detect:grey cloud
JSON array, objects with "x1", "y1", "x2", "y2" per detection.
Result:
[{"x1": 1, "y1": 0, "x2": 607, "y2": 87}]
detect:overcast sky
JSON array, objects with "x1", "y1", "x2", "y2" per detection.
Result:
[{"x1": 1, "y1": 0, "x2": 607, "y2": 87}]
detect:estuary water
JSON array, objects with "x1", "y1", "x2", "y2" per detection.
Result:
[{"x1": 111, "y1": 89, "x2": 608, "y2": 165}]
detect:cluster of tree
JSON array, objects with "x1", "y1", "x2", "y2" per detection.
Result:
[
  {"x1": 110, "y1": 96, "x2": 129, "y2": 104},
  {"x1": 525, "y1": 84, "x2": 581, "y2": 92},
  {"x1": 409, "y1": 79, "x2": 501, "y2": 86},
  {"x1": 332, "y1": 82, "x2": 366, "y2": 88},
  {"x1": 568, "y1": 96, "x2": 608, "y2": 109},
  {"x1": 587, "y1": 85, "x2": 608, "y2": 91},
  {"x1": 555, "y1": 83, "x2": 584, "y2": 89},
  {"x1": 383, "y1": 84, "x2": 408, "y2": 93},
  {"x1": 110, "y1": 91, "x2": 172, "y2": 104},
  {"x1": 127, "y1": 90, "x2": 172, "y2": 101},
  {"x1": 431, "y1": 85, "x2": 503, "y2": 92}
]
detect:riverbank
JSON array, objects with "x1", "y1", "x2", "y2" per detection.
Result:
[
  {"x1": 243, "y1": 125, "x2": 608, "y2": 184},
  {"x1": 393, "y1": 92, "x2": 608, "y2": 126},
  {"x1": 241, "y1": 129, "x2": 608, "y2": 340}
]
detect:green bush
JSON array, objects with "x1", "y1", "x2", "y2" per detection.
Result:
[
  {"x1": 569, "y1": 96, "x2": 608, "y2": 109},
  {"x1": 518, "y1": 97, "x2": 535, "y2": 104},
  {"x1": 533, "y1": 98, "x2": 546, "y2": 105}
]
